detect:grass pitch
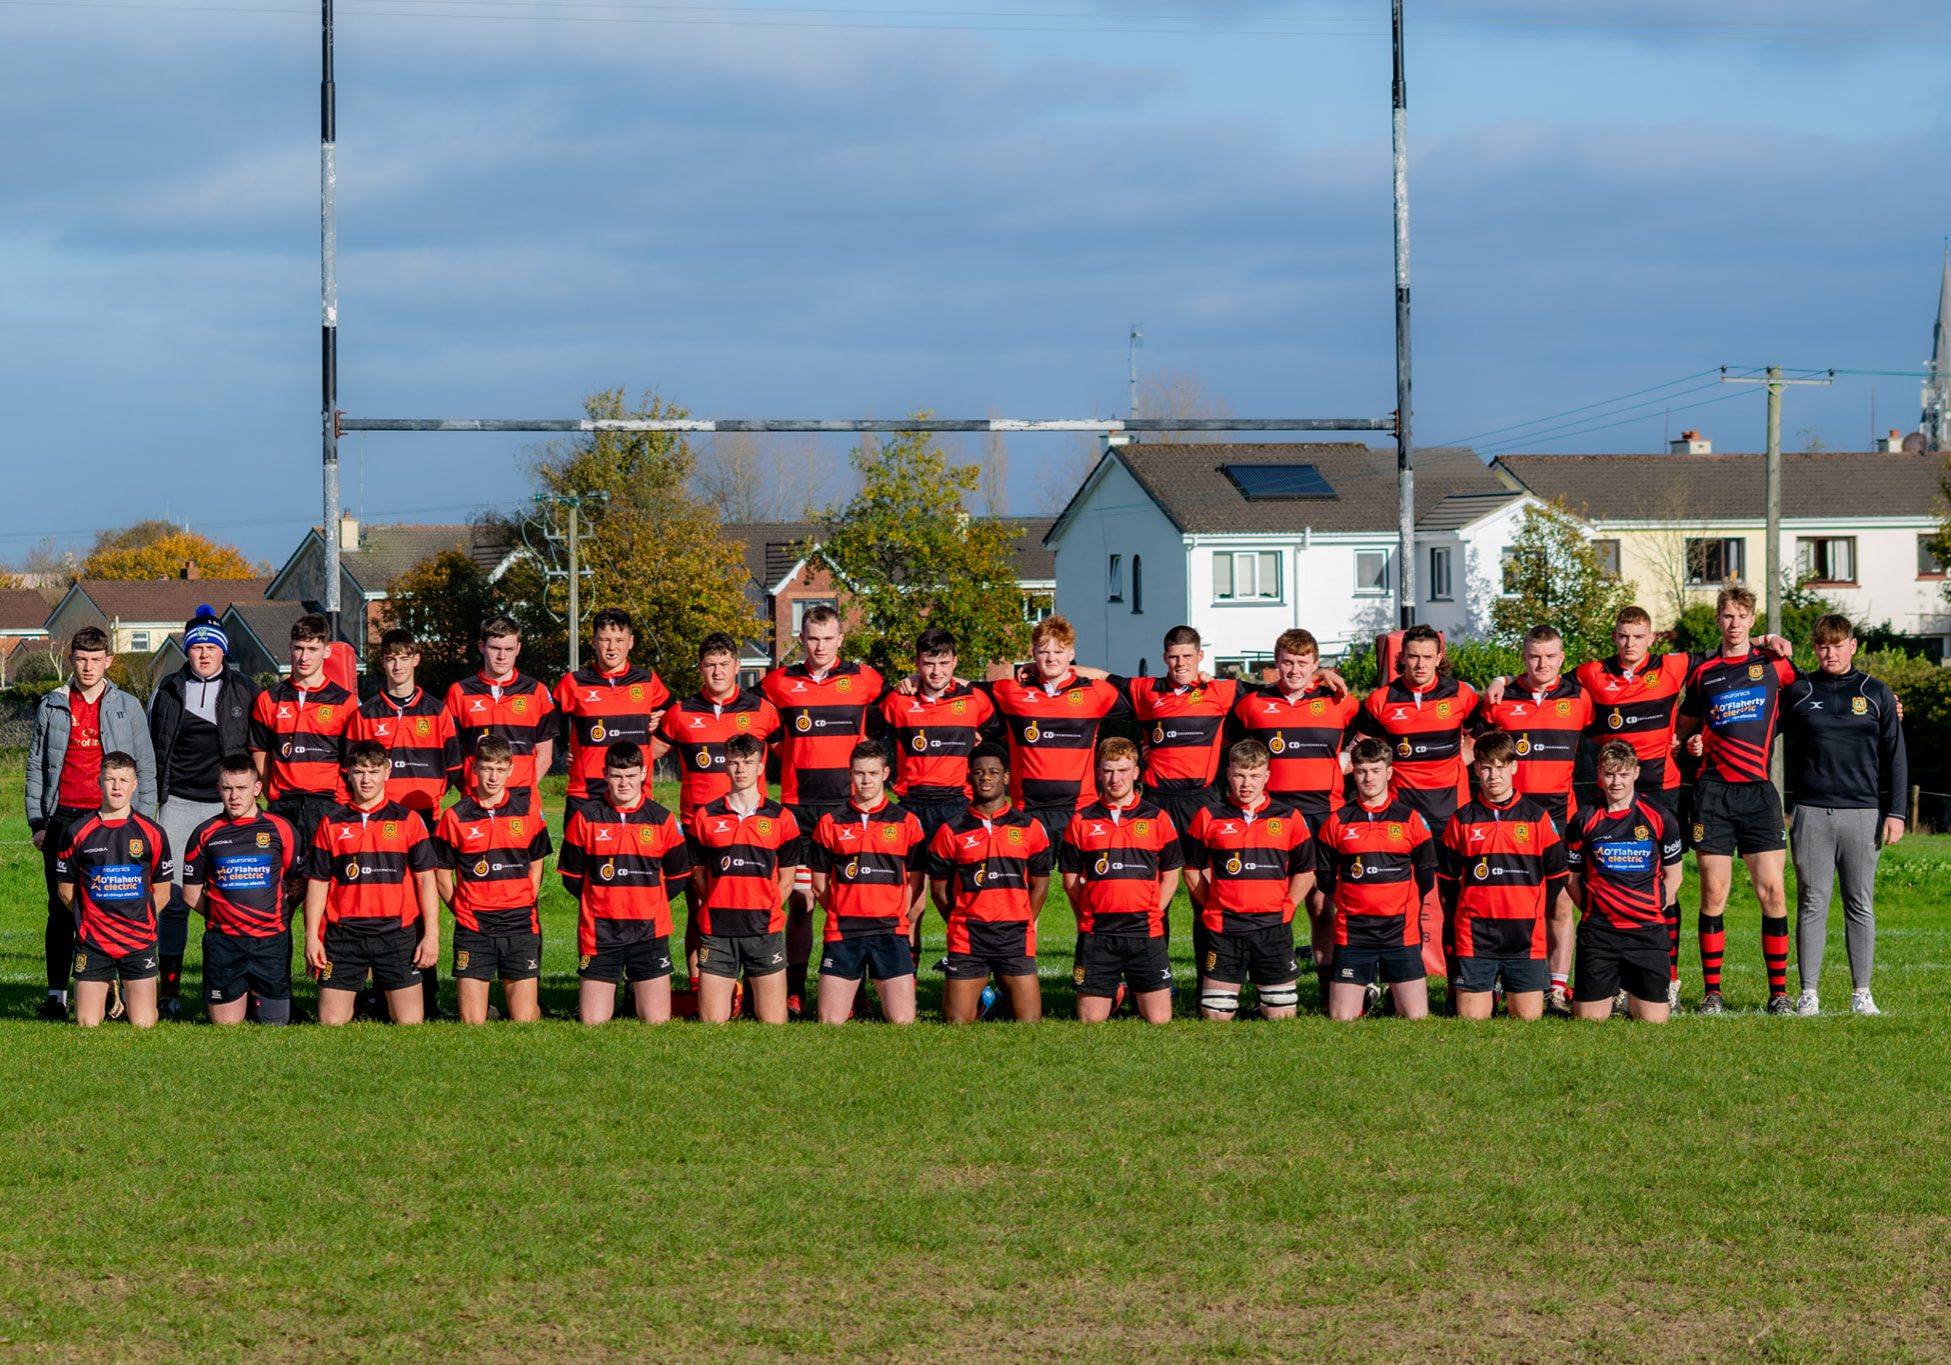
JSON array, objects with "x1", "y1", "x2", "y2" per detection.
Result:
[{"x1": 2, "y1": 762, "x2": 1949, "y2": 1361}]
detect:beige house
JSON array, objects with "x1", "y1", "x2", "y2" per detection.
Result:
[{"x1": 42, "y1": 577, "x2": 273, "y2": 657}]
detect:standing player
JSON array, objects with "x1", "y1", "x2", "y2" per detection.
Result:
[
  {"x1": 559, "y1": 742, "x2": 692, "y2": 1025},
  {"x1": 55, "y1": 750, "x2": 172, "y2": 1029},
  {"x1": 1124, "y1": 626, "x2": 1238, "y2": 840},
  {"x1": 181, "y1": 756, "x2": 299, "y2": 1026},
  {"x1": 432, "y1": 735, "x2": 553, "y2": 1025},
  {"x1": 652, "y1": 631, "x2": 781, "y2": 982},
  {"x1": 689, "y1": 732, "x2": 803, "y2": 1025},
  {"x1": 925, "y1": 743, "x2": 1052, "y2": 1024},
  {"x1": 1676, "y1": 586, "x2": 1799, "y2": 1015},
  {"x1": 302, "y1": 741, "x2": 440, "y2": 1026},
  {"x1": 1314, "y1": 738, "x2": 1436, "y2": 1022},
  {"x1": 1353, "y1": 624, "x2": 1477, "y2": 977},
  {"x1": 1564, "y1": 740, "x2": 1685, "y2": 1023},
  {"x1": 554, "y1": 607, "x2": 671, "y2": 829},
  {"x1": 1058, "y1": 738, "x2": 1181, "y2": 1024},
  {"x1": 444, "y1": 615, "x2": 557, "y2": 808},
  {"x1": 1472, "y1": 624, "x2": 1592, "y2": 1014},
  {"x1": 807, "y1": 741, "x2": 927, "y2": 1025},
  {"x1": 981, "y1": 615, "x2": 1130, "y2": 847},
  {"x1": 1231, "y1": 628, "x2": 1360, "y2": 971},
  {"x1": 1182, "y1": 741, "x2": 1315, "y2": 1022},
  {"x1": 759, "y1": 605, "x2": 884, "y2": 1017},
  {"x1": 249, "y1": 613, "x2": 353, "y2": 905},
  {"x1": 1437, "y1": 732, "x2": 1570, "y2": 1021}
]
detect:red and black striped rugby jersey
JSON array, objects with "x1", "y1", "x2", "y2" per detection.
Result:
[
  {"x1": 444, "y1": 672, "x2": 558, "y2": 797},
  {"x1": 924, "y1": 807, "x2": 1053, "y2": 938},
  {"x1": 1314, "y1": 797, "x2": 1435, "y2": 950},
  {"x1": 1056, "y1": 796, "x2": 1183, "y2": 936},
  {"x1": 182, "y1": 810, "x2": 297, "y2": 938},
  {"x1": 1575, "y1": 654, "x2": 1692, "y2": 794},
  {"x1": 560, "y1": 795, "x2": 692, "y2": 951},
  {"x1": 304, "y1": 799, "x2": 437, "y2": 929},
  {"x1": 433, "y1": 788, "x2": 553, "y2": 934},
  {"x1": 877, "y1": 684, "x2": 997, "y2": 801},
  {"x1": 57, "y1": 812, "x2": 172, "y2": 956},
  {"x1": 1183, "y1": 799, "x2": 1313, "y2": 934},
  {"x1": 808, "y1": 799, "x2": 927, "y2": 941},
  {"x1": 1354, "y1": 678, "x2": 1477, "y2": 833},
  {"x1": 760, "y1": 662, "x2": 886, "y2": 807},
  {"x1": 656, "y1": 689, "x2": 782, "y2": 821},
  {"x1": 982, "y1": 672, "x2": 1130, "y2": 811},
  {"x1": 344, "y1": 687, "x2": 456, "y2": 816},
  {"x1": 249, "y1": 679, "x2": 354, "y2": 801},
  {"x1": 1126, "y1": 676, "x2": 1239, "y2": 792},
  {"x1": 555, "y1": 665, "x2": 673, "y2": 801},
  {"x1": 1437, "y1": 794, "x2": 1566, "y2": 960},
  {"x1": 1565, "y1": 798, "x2": 1683, "y2": 932},
  {"x1": 688, "y1": 797, "x2": 804, "y2": 937},
  {"x1": 1231, "y1": 683, "x2": 1362, "y2": 814},
  {"x1": 1680, "y1": 651, "x2": 1797, "y2": 784},
  {"x1": 1473, "y1": 677, "x2": 1594, "y2": 825}
]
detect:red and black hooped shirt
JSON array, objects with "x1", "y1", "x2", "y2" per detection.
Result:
[
  {"x1": 305, "y1": 799, "x2": 437, "y2": 930},
  {"x1": 560, "y1": 795, "x2": 692, "y2": 952},
  {"x1": 1057, "y1": 797, "x2": 1183, "y2": 936},
  {"x1": 555, "y1": 665, "x2": 673, "y2": 802},
  {"x1": 432, "y1": 787, "x2": 553, "y2": 934},
  {"x1": 808, "y1": 799, "x2": 928, "y2": 941},
  {"x1": 1313, "y1": 797, "x2": 1435, "y2": 949}
]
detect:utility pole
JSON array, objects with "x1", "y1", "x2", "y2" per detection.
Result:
[
  {"x1": 320, "y1": 0, "x2": 341, "y2": 642},
  {"x1": 534, "y1": 491, "x2": 607, "y2": 671},
  {"x1": 1128, "y1": 325, "x2": 1143, "y2": 420},
  {"x1": 1719, "y1": 367, "x2": 1832, "y2": 634},
  {"x1": 1391, "y1": 0, "x2": 1416, "y2": 627}
]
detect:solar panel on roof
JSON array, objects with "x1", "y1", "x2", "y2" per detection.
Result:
[{"x1": 1221, "y1": 463, "x2": 1336, "y2": 500}]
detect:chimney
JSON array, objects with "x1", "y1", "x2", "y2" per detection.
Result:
[
  {"x1": 1669, "y1": 430, "x2": 1712, "y2": 454},
  {"x1": 1877, "y1": 428, "x2": 1905, "y2": 453},
  {"x1": 180, "y1": 561, "x2": 199, "y2": 581},
  {"x1": 337, "y1": 516, "x2": 360, "y2": 551},
  {"x1": 1099, "y1": 432, "x2": 1136, "y2": 456}
]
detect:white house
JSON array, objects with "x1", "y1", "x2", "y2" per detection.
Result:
[{"x1": 1042, "y1": 443, "x2": 1532, "y2": 674}]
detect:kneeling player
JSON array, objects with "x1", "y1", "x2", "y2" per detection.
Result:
[
  {"x1": 434, "y1": 736, "x2": 553, "y2": 1024},
  {"x1": 1315, "y1": 739, "x2": 1436, "y2": 1022},
  {"x1": 182, "y1": 756, "x2": 299, "y2": 1025},
  {"x1": 1060, "y1": 737, "x2": 1181, "y2": 1024},
  {"x1": 689, "y1": 733, "x2": 803, "y2": 1025},
  {"x1": 1438, "y1": 732, "x2": 1570, "y2": 1021},
  {"x1": 809, "y1": 741, "x2": 927, "y2": 1025},
  {"x1": 926, "y1": 743, "x2": 1051, "y2": 1024},
  {"x1": 1567, "y1": 741, "x2": 1684, "y2": 1023},
  {"x1": 303, "y1": 741, "x2": 440, "y2": 1026},
  {"x1": 57, "y1": 751, "x2": 173, "y2": 1029},
  {"x1": 561, "y1": 742, "x2": 691, "y2": 1024},
  {"x1": 1183, "y1": 741, "x2": 1314, "y2": 1021}
]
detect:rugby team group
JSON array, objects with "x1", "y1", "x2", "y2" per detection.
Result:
[{"x1": 22, "y1": 582, "x2": 1908, "y2": 1029}]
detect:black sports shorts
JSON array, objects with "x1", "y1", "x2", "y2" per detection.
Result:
[
  {"x1": 579, "y1": 934, "x2": 673, "y2": 984},
  {"x1": 318, "y1": 922, "x2": 421, "y2": 994},
  {"x1": 1072, "y1": 931, "x2": 1174, "y2": 997},
  {"x1": 697, "y1": 929, "x2": 788, "y2": 980},
  {"x1": 1689, "y1": 777, "x2": 1785, "y2": 857},
  {"x1": 203, "y1": 929, "x2": 292, "y2": 1002},
  {"x1": 1202, "y1": 922, "x2": 1299, "y2": 987},
  {"x1": 1573, "y1": 918, "x2": 1669, "y2": 1005},
  {"x1": 453, "y1": 927, "x2": 542, "y2": 982},
  {"x1": 1450, "y1": 954, "x2": 1548, "y2": 995},
  {"x1": 819, "y1": 934, "x2": 916, "y2": 982},
  {"x1": 72, "y1": 937, "x2": 159, "y2": 985},
  {"x1": 1331, "y1": 944, "x2": 1424, "y2": 987}
]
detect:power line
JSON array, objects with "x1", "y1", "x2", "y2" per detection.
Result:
[
  {"x1": 1432, "y1": 368, "x2": 1723, "y2": 448},
  {"x1": 1477, "y1": 384, "x2": 1759, "y2": 457}
]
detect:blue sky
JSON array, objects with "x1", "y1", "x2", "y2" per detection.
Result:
[{"x1": 3, "y1": 0, "x2": 1949, "y2": 565}]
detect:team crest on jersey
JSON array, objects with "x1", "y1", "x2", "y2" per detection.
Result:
[
  {"x1": 837, "y1": 677, "x2": 853, "y2": 694},
  {"x1": 1555, "y1": 700, "x2": 1571, "y2": 716},
  {"x1": 316, "y1": 705, "x2": 333, "y2": 721},
  {"x1": 880, "y1": 823, "x2": 898, "y2": 842},
  {"x1": 1268, "y1": 819, "x2": 1283, "y2": 835},
  {"x1": 1007, "y1": 827, "x2": 1023, "y2": 844},
  {"x1": 255, "y1": 831, "x2": 271, "y2": 848},
  {"x1": 1134, "y1": 820, "x2": 1149, "y2": 838},
  {"x1": 795, "y1": 714, "x2": 812, "y2": 732},
  {"x1": 129, "y1": 838, "x2": 145, "y2": 857},
  {"x1": 735, "y1": 712, "x2": 751, "y2": 729},
  {"x1": 456, "y1": 950, "x2": 470, "y2": 971},
  {"x1": 512, "y1": 696, "x2": 530, "y2": 714},
  {"x1": 951, "y1": 699, "x2": 967, "y2": 714},
  {"x1": 1514, "y1": 823, "x2": 1531, "y2": 843},
  {"x1": 1190, "y1": 689, "x2": 1204, "y2": 703},
  {"x1": 639, "y1": 825, "x2": 657, "y2": 846},
  {"x1": 1387, "y1": 822, "x2": 1404, "y2": 841},
  {"x1": 383, "y1": 822, "x2": 398, "y2": 839},
  {"x1": 1067, "y1": 691, "x2": 1085, "y2": 707},
  {"x1": 1474, "y1": 857, "x2": 1490, "y2": 880},
  {"x1": 1608, "y1": 709, "x2": 1624, "y2": 730},
  {"x1": 629, "y1": 684, "x2": 644, "y2": 701},
  {"x1": 1436, "y1": 700, "x2": 1452, "y2": 718},
  {"x1": 415, "y1": 717, "x2": 432, "y2": 736},
  {"x1": 1748, "y1": 664, "x2": 1764, "y2": 681},
  {"x1": 1309, "y1": 699, "x2": 1326, "y2": 716},
  {"x1": 1634, "y1": 824, "x2": 1650, "y2": 840},
  {"x1": 1851, "y1": 696, "x2": 1868, "y2": 715},
  {"x1": 1693, "y1": 823, "x2": 1706, "y2": 843},
  {"x1": 756, "y1": 818, "x2": 773, "y2": 836},
  {"x1": 510, "y1": 818, "x2": 524, "y2": 836}
]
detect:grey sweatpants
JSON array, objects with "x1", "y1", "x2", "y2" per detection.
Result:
[
  {"x1": 1790, "y1": 804, "x2": 1880, "y2": 991},
  {"x1": 157, "y1": 796, "x2": 223, "y2": 958}
]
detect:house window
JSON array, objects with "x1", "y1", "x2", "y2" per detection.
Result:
[
  {"x1": 128, "y1": 631, "x2": 151, "y2": 653},
  {"x1": 1797, "y1": 536, "x2": 1856, "y2": 585},
  {"x1": 1354, "y1": 549, "x2": 1390, "y2": 597},
  {"x1": 1591, "y1": 538, "x2": 1622, "y2": 578},
  {"x1": 790, "y1": 597, "x2": 838, "y2": 633},
  {"x1": 1213, "y1": 550, "x2": 1282, "y2": 603},
  {"x1": 1427, "y1": 547, "x2": 1453, "y2": 602},
  {"x1": 1500, "y1": 547, "x2": 1520, "y2": 595},
  {"x1": 1685, "y1": 537, "x2": 1745, "y2": 586},
  {"x1": 1022, "y1": 591, "x2": 1054, "y2": 623},
  {"x1": 1920, "y1": 534, "x2": 1948, "y2": 579},
  {"x1": 1107, "y1": 554, "x2": 1123, "y2": 603},
  {"x1": 1130, "y1": 555, "x2": 1144, "y2": 614}
]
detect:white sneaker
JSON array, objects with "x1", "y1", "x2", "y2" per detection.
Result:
[
  {"x1": 1851, "y1": 989, "x2": 1881, "y2": 1017},
  {"x1": 1794, "y1": 989, "x2": 1820, "y2": 1017}
]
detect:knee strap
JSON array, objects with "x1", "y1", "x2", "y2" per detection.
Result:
[
  {"x1": 1259, "y1": 984, "x2": 1300, "y2": 1010},
  {"x1": 1199, "y1": 990, "x2": 1240, "y2": 1016}
]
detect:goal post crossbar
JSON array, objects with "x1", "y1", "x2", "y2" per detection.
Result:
[{"x1": 337, "y1": 416, "x2": 1397, "y2": 435}]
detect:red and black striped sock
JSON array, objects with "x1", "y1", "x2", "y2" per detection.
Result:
[
  {"x1": 1699, "y1": 915, "x2": 1727, "y2": 995},
  {"x1": 1663, "y1": 904, "x2": 1682, "y2": 982},
  {"x1": 1762, "y1": 916, "x2": 1791, "y2": 997}
]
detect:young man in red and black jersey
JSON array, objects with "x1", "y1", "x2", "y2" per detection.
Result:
[
  {"x1": 443, "y1": 615, "x2": 557, "y2": 808},
  {"x1": 1231, "y1": 627, "x2": 1360, "y2": 968},
  {"x1": 1123, "y1": 626, "x2": 1238, "y2": 840},
  {"x1": 1183, "y1": 740, "x2": 1315, "y2": 1021},
  {"x1": 1059, "y1": 737, "x2": 1181, "y2": 1024},
  {"x1": 433, "y1": 735, "x2": 552, "y2": 1025},
  {"x1": 345, "y1": 629, "x2": 457, "y2": 821},
  {"x1": 809, "y1": 741, "x2": 927, "y2": 1025},
  {"x1": 925, "y1": 742, "x2": 1052, "y2": 1024},
  {"x1": 554, "y1": 606, "x2": 671, "y2": 829},
  {"x1": 690, "y1": 732, "x2": 803, "y2": 1025},
  {"x1": 181, "y1": 756, "x2": 298, "y2": 1025},
  {"x1": 560, "y1": 741, "x2": 692, "y2": 1025},
  {"x1": 1353, "y1": 623, "x2": 1475, "y2": 979},
  {"x1": 249, "y1": 612, "x2": 352, "y2": 899},
  {"x1": 302, "y1": 740, "x2": 440, "y2": 1026},
  {"x1": 56, "y1": 750, "x2": 172, "y2": 1029},
  {"x1": 1568, "y1": 607, "x2": 1694, "y2": 821},
  {"x1": 759, "y1": 604, "x2": 885, "y2": 1016},
  {"x1": 1314, "y1": 738, "x2": 1436, "y2": 1022},
  {"x1": 1566, "y1": 740, "x2": 1684, "y2": 1023},
  {"x1": 1678, "y1": 585, "x2": 1800, "y2": 1015},
  {"x1": 1437, "y1": 731, "x2": 1571, "y2": 1021},
  {"x1": 653, "y1": 630, "x2": 782, "y2": 985}
]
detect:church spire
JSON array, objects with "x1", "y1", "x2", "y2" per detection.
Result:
[{"x1": 1924, "y1": 244, "x2": 1951, "y2": 450}]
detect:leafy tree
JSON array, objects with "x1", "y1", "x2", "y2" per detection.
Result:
[
  {"x1": 1489, "y1": 501, "x2": 1633, "y2": 660},
  {"x1": 810, "y1": 418, "x2": 1030, "y2": 674},
  {"x1": 386, "y1": 548, "x2": 499, "y2": 694},
  {"x1": 523, "y1": 389, "x2": 763, "y2": 694},
  {"x1": 81, "y1": 529, "x2": 263, "y2": 581}
]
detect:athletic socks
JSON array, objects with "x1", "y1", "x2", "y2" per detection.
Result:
[
  {"x1": 1762, "y1": 916, "x2": 1791, "y2": 997},
  {"x1": 1549, "y1": 972, "x2": 1568, "y2": 995},
  {"x1": 1699, "y1": 915, "x2": 1727, "y2": 995},
  {"x1": 421, "y1": 966, "x2": 441, "y2": 1017},
  {"x1": 1663, "y1": 903, "x2": 1683, "y2": 981},
  {"x1": 786, "y1": 961, "x2": 809, "y2": 1003},
  {"x1": 46, "y1": 989, "x2": 67, "y2": 1006},
  {"x1": 159, "y1": 954, "x2": 183, "y2": 1000}
]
